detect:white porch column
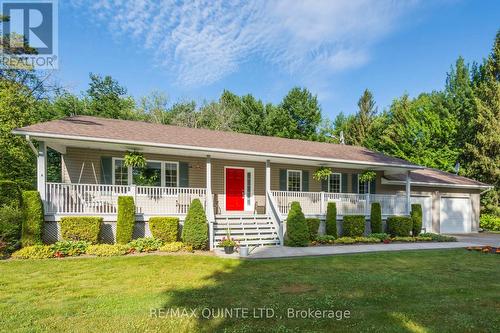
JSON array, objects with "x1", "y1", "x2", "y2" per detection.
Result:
[
  {"x1": 265, "y1": 160, "x2": 271, "y2": 213},
  {"x1": 37, "y1": 141, "x2": 47, "y2": 201},
  {"x1": 206, "y1": 155, "x2": 212, "y2": 192},
  {"x1": 406, "y1": 171, "x2": 411, "y2": 215}
]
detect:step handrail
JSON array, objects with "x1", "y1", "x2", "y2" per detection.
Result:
[{"x1": 266, "y1": 190, "x2": 284, "y2": 246}]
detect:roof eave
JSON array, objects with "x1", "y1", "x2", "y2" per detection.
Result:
[{"x1": 381, "y1": 177, "x2": 492, "y2": 190}]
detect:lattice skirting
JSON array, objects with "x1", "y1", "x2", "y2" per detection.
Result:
[{"x1": 43, "y1": 221, "x2": 163, "y2": 244}]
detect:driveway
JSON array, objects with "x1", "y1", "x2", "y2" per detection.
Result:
[{"x1": 447, "y1": 232, "x2": 500, "y2": 247}]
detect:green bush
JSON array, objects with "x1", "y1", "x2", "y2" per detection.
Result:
[
  {"x1": 0, "y1": 206, "x2": 23, "y2": 256},
  {"x1": 370, "y1": 202, "x2": 382, "y2": 233},
  {"x1": 86, "y1": 244, "x2": 129, "y2": 257},
  {"x1": 149, "y1": 217, "x2": 179, "y2": 243},
  {"x1": 342, "y1": 215, "x2": 365, "y2": 237},
  {"x1": 21, "y1": 191, "x2": 44, "y2": 247},
  {"x1": 419, "y1": 233, "x2": 457, "y2": 242},
  {"x1": 11, "y1": 245, "x2": 53, "y2": 259},
  {"x1": 181, "y1": 199, "x2": 208, "y2": 250},
  {"x1": 334, "y1": 237, "x2": 357, "y2": 244},
  {"x1": 354, "y1": 236, "x2": 381, "y2": 243},
  {"x1": 285, "y1": 202, "x2": 309, "y2": 247},
  {"x1": 159, "y1": 241, "x2": 184, "y2": 252},
  {"x1": 416, "y1": 236, "x2": 433, "y2": 242},
  {"x1": 51, "y1": 240, "x2": 89, "y2": 257},
  {"x1": 306, "y1": 218, "x2": 320, "y2": 241},
  {"x1": 314, "y1": 235, "x2": 336, "y2": 244},
  {"x1": 411, "y1": 204, "x2": 423, "y2": 236},
  {"x1": 392, "y1": 236, "x2": 416, "y2": 242},
  {"x1": 368, "y1": 233, "x2": 389, "y2": 241},
  {"x1": 386, "y1": 216, "x2": 412, "y2": 237},
  {"x1": 325, "y1": 202, "x2": 337, "y2": 237},
  {"x1": 116, "y1": 196, "x2": 135, "y2": 244},
  {"x1": 480, "y1": 214, "x2": 500, "y2": 231},
  {"x1": 60, "y1": 217, "x2": 103, "y2": 244},
  {"x1": 128, "y1": 237, "x2": 163, "y2": 252},
  {"x1": 0, "y1": 180, "x2": 22, "y2": 208}
]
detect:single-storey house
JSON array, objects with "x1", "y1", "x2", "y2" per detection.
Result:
[{"x1": 13, "y1": 116, "x2": 491, "y2": 249}]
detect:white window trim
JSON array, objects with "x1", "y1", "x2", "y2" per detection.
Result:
[
  {"x1": 358, "y1": 177, "x2": 370, "y2": 194},
  {"x1": 112, "y1": 157, "x2": 179, "y2": 188},
  {"x1": 224, "y1": 166, "x2": 255, "y2": 212},
  {"x1": 328, "y1": 173, "x2": 342, "y2": 193},
  {"x1": 287, "y1": 169, "x2": 302, "y2": 192}
]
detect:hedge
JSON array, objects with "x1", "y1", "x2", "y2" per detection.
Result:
[
  {"x1": 411, "y1": 204, "x2": 423, "y2": 236},
  {"x1": 386, "y1": 216, "x2": 412, "y2": 237},
  {"x1": 0, "y1": 180, "x2": 22, "y2": 209},
  {"x1": 0, "y1": 206, "x2": 23, "y2": 256},
  {"x1": 325, "y1": 202, "x2": 337, "y2": 237},
  {"x1": 21, "y1": 191, "x2": 44, "y2": 247},
  {"x1": 149, "y1": 217, "x2": 179, "y2": 243},
  {"x1": 285, "y1": 202, "x2": 309, "y2": 247},
  {"x1": 342, "y1": 215, "x2": 365, "y2": 237},
  {"x1": 306, "y1": 218, "x2": 320, "y2": 241},
  {"x1": 116, "y1": 196, "x2": 135, "y2": 244},
  {"x1": 181, "y1": 199, "x2": 208, "y2": 249},
  {"x1": 370, "y1": 202, "x2": 382, "y2": 233},
  {"x1": 60, "y1": 217, "x2": 103, "y2": 244},
  {"x1": 479, "y1": 214, "x2": 500, "y2": 231}
]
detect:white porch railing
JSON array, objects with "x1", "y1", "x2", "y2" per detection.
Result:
[
  {"x1": 45, "y1": 182, "x2": 206, "y2": 215},
  {"x1": 271, "y1": 191, "x2": 409, "y2": 217}
]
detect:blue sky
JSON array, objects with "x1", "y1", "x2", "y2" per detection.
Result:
[{"x1": 57, "y1": 0, "x2": 499, "y2": 120}]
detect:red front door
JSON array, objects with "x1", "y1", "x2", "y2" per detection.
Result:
[{"x1": 226, "y1": 168, "x2": 245, "y2": 211}]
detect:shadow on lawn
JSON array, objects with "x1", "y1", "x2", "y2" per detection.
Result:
[{"x1": 158, "y1": 253, "x2": 434, "y2": 332}]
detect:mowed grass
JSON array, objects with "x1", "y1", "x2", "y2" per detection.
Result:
[{"x1": 0, "y1": 249, "x2": 499, "y2": 333}]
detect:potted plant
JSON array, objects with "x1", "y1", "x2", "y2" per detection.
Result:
[{"x1": 220, "y1": 229, "x2": 238, "y2": 254}]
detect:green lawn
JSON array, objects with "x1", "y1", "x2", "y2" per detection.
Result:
[{"x1": 1, "y1": 250, "x2": 499, "y2": 333}]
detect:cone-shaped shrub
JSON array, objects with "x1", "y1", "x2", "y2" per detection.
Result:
[
  {"x1": 21, "y1": 191, "x2": 44, "y2": 247},
  {"x1": 306, "y1": 218, "x2": 320, "y2": 241},
  {"x1": 325, "y1": 202, "x2": 337, "y2": 237},
  {"x1": 116, "y1": 196, "x2": 135, "y2": 244},
  {"x1": 411, "y1": 204, "x2": 423, "y2": 236},
  {"x1": 370, "y1": 202, "x2": 382, "y2": 233},
  {"x1": 285, "y1": 202, "x2": 309, "y2": 247},
  {"x1": 181, "y1": 199, "x2": 208, "y2": 250}
]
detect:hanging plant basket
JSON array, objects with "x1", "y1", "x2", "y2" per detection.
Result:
[
  {"x1": 124, "y1": 151, "x2": 146, "y2": 168},
  {"x1": 313, "y1": 167, "x2": 333, "y2": 181},
  {"x1": 359, "y1": 170, "x2": 376, "y2": 183}
]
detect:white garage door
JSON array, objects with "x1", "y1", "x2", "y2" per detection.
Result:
[
  {"x1": 411, "y1": 196, "x2": 432, "y2": 232},
  {"x1": 440, "y1": 197, "x2": 471, "y2": 233}
]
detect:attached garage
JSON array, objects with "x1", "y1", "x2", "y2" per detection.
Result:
[
  {"x1": 411, "y1": 196, "x2": 432, "y2": 232},
  {"x1": 440, "y1": 197, "x2": 471, "y2": 233}
]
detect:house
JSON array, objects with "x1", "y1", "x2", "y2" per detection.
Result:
[{"x1": 13, "y1": 116, "x2": 491, "y2": 249}]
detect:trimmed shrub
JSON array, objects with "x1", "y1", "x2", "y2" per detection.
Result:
[
  {"x1": 306, "y1": 218, "x2": 320, "y2": 241},
  {"x1": 87, "y1": 244, "x2": 129, "y2": 257},
  {"x1": 342, "y1": 215, "x2": 365, "y2": 237},
  {"x1": 159, "y1": 241, "x2": 184, "y2": 252},
  {"x1": 51, "y1": 240, "x2": 89, "y2": 257},
  {"x1": 116, "y1": 196, "x2": 135, "y2": 244},
  {"x1": 368, "y1": 233, "x2": 389, "y2": 241},
  {"x1": 60, "y1": 217, "x2": 103, "y2": 244},
  {"x1": 314, "y1": 235, "x2": 336, "y2": 245},
  {"x1": 354, "y1": 236, "x2": 381, "y2": 243},
  {"x1": 21, "y1": 191, "x2": 44, "y2": 247},
  {"x1": 386, "y1": 216, "x2": 412, "y2": 237},
  {"x1": 149, "y1": 217, "x2": 179, "y2": 243},
  {"x1": 334, "y1": 237, "x2": 357, "y2": 244},
  {"x1": 370, "y1": 202, "x2": 382, "y2": 233},
  {"x1": 419, "y1": 233, "x2": 457, "y2": 242},
  {"x1": 0, "y1": 206, "x2": 23, "y2": 256},
  {"x1": 411, "y1": 204, "x2": 423, "y2": 236},
  {"x1": 11, "y1": 245, "x2": 53, "y2": 259},
  {"x1": 325, "y1": 202, "x2": 337, "y2": 237},
  {"x1": 181, "y1": 199, "x2": 208, "y2": 250},
  {"x1": 0, "y1": 180, "x2": 22, "y2": 208},
  {"x1": 392, "y1": 236, "x2": 416, "y2": 242},
  {"x1": 285, "y1": 202, "x2": 309, "y2": 247},
  {"x1": 128, "y1": 237, "x2": 163, "y2": 252},
  {"x1": 480, "y1": 214, "x2": 500, "y2": 231}
]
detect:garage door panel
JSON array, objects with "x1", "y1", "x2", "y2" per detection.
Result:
[{"x1": 440, "y1": 197, "x2": 471, "y2": 233}]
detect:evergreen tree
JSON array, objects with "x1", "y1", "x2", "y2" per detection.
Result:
[{"x1": 350, "y1": 89, "x2": 377, "y2": 146}]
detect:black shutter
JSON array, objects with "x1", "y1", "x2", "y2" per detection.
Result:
[
  {"x1": 100, "y1": 157, "x2": 112, "y2": 184},
  {"x1": 351, "y1": 174, "x2": 359, "y2": 193},
  {"x1": 370, "y1": 179, "x2": 376, "y2": 194},
  {"x1": 279, "y1": 169, "x2": 287, "y2": 191},
  {"x1": 341, "y1": 173, "x2": 348, "y2": 193},
  {"x1": 302, "y1": 170, "x2": 309, "y2": 192},
  {"x1": 179, "y1": 162, "x2": 189, "y2": 187}
]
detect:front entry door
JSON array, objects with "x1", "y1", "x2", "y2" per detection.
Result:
[{"x1": 226, "y1": 168, "x2": 245, "y2": 211}]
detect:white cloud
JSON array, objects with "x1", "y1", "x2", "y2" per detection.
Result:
[{"x1": 69, "y1": 0, "x2": 420, "y2": 86}]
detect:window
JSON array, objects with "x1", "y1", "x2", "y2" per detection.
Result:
[
  {"x1": 328, "y1": 173, "x2": 341, "y2": 193},
  {"x1": 246, "y1": 170, "x2": 252, "y2": 206},
  {"x1": 114, "y1": 159, "x2": 128, "y2": 185},
  {"x1": 358, "y1": 178, "x2": 370, "y2": 194},
  {"x1": 164, "y1": 162, "x2": 178, "y2": 187},
  {"x1": 133, "y1": 161, "x2": 161, "y2": 186},
  {"x1": 287, "y1": 170, "x2": 302, "y2": 192}
]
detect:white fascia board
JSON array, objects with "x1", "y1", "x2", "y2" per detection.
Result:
[
  {"x1": 12, "y1": 130, "x2": 424, "y2": 170},
  {"x1": 381, "y1": 177, "x2": 492, "y2": 190}
]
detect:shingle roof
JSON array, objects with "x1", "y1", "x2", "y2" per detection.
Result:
[
  {"x1": 15, "y1": 115, "x2": 419, "y2": 168},
  {"x1": 385, "y1": 168, "x2": 490, "y2": 188}
]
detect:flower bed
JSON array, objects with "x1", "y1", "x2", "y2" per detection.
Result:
[
  {"x1": 466, "y1": 246, "x2": 500, "y2": 254},
  {"x1": 310, "y1": 233, "x2": 456, "y2": 247}
]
